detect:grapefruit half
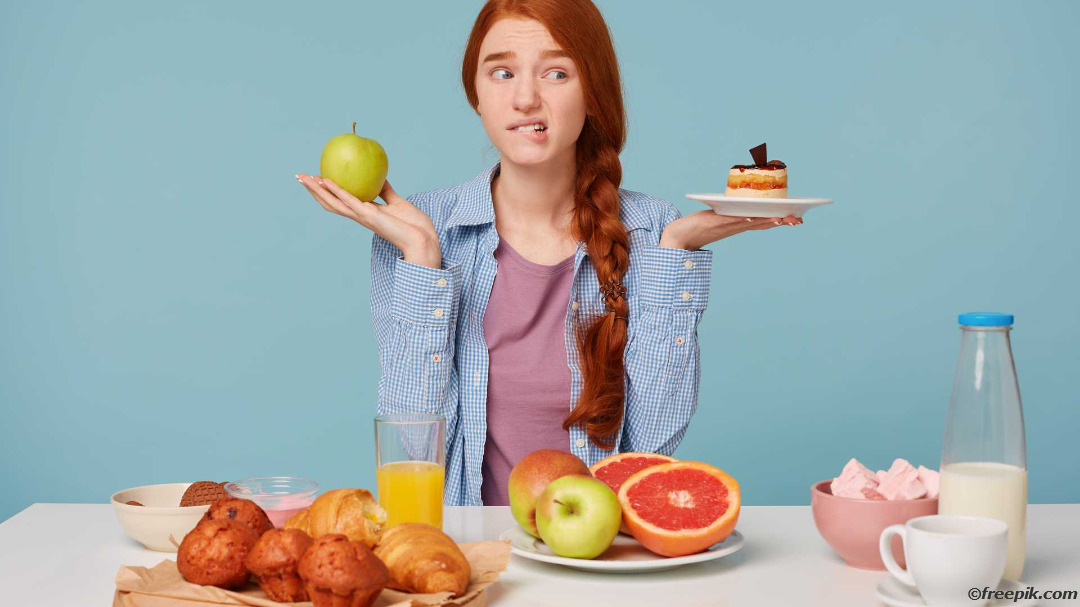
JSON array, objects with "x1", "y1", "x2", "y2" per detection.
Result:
[
  {"x1": 617, "y1": 461, "x2": 741, "y2": 557},
  {"x1": 589, "y1": 452, "x2": 678, "y2": 534}
]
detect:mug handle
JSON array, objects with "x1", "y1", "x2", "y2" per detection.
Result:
[{"x1": 879, "y1": 524, "x2": 915, "y2": 586}]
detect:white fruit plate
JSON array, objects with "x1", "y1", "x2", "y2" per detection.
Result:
[
  {"x1": 498, "y1": 526, "x2": 745, "y2": 573},
  {"x1": 686, "y1": 194, "x2": 833, "y2": 218}
]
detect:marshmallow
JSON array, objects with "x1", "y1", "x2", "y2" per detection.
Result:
[
  {"x1": 918, "y1": 465, "x2": 940, "y2": 498},
  {"x1": 878, "y1": 464, "x2": 927, "y2": 500},
  {"x1": 832, "y1": 458, "x2": 936, "y2": 500},
  {"x1": 862, "y1": 486, "x2": 886, "y2": 500},
  {"x1": 885, "y1": 458, "x2": 916, "y2": 479},
  {"x1": 831, "y1": 458, "x2": 881, "y2": 499},
  {"x1": 842, "y1": 458, "x2": 877, "y2": 482},
  {"x1": 831, "y1": 471, "x2": 880, "y2": 499}
]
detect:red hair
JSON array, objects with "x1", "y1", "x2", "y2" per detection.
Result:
[{"x1": 462, "y1": 0, "x2": 629, "y2": 449}]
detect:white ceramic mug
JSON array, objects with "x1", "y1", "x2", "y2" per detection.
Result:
[{"x1": 879, "y1": 515, "x2": 1008, "y2": 607}]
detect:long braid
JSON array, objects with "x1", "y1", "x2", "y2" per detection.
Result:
[{"x1": 562, "y1": 124, "x2": 629, "y2": 449}]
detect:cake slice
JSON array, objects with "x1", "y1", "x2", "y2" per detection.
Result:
[{"x1": 726, "y1": 142, "x2": 788, "y2": 198}]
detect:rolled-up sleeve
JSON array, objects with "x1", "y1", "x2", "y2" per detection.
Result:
[
  {"x1": 391, "y1": 257, "x2": 462, "y2": 325},
  {"x1": 621, "y1": 204, "x2": 714, "y2": 455},
  {"x1": 370, "y1": 233, "x2": 460, "y2": 421},
  {"x1": 638, "y1": 245, "x2": 712, "y2": 310}
]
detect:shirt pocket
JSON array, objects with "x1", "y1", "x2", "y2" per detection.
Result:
[{"x1": 631, "y1": 305, "x2": 691, "y2": 397}]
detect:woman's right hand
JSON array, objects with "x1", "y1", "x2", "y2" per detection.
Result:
[{"x1": 297, "y1": 174, "x2": 442, "y2": 269}]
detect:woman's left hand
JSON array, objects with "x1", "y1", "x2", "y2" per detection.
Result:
[{"x1": 658, "y1": 211, "x2": 802, "y2": 250}]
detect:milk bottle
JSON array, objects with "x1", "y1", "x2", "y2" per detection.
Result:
[{"x1": 939, "y1": 312, "x2": 1027, "y2": 581}]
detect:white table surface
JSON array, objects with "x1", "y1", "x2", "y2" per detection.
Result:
[{"x1": 1, "y1": 504, "x2": 1077, "y2": 606}]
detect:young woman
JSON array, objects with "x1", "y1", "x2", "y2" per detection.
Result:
[{"x1": 297, "y1": 0, "x2": 801, "y2": 506}]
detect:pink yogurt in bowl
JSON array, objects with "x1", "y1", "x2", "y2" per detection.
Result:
[{"x1": 224, "y1": 477, "x2": 319, "y2": 528}]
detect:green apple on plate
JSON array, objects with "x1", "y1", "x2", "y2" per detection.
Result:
[{"x1": 535, "y1": 474, "x2": 621, "y2": 559}]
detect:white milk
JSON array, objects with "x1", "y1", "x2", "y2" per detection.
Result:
[{"x1": 938, "y1": 461, "x2": 1027, "y2": 581}]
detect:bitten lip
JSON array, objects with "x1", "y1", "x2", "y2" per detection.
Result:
[{"x1": 506, "y1": 118, "x2": 548, "y2": 130}]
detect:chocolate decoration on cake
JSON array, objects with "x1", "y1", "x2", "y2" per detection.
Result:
[
  {"x1": 749, "y1": 143, "x2": 768, "y2": 167},
  {"x1": 731, "y1": 143, "x2": 786, "y2": 171},
  {"x1": 731, "y1": 160, "x2": 787, "y2": 171}
]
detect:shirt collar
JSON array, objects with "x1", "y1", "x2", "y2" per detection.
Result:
[
  {"x1": 444, "y1": 163, "x2": 498, "y2": 229},
  {"x1": 445, "y1": 161, "x2": 651, "y2": 232}
]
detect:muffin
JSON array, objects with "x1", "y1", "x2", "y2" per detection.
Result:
[
  {"x1": 298, "y1": 534, "x2": 389, "y2": 607},
  {"x1": 204, "y1": 498, "x2": 274, "y2": 537},
  {"x1": 245, "y1": 528, "x2": 314, "y2": 602},
  {"x1": 177, "y1": 519, "x2": 258, "y2": 589}
]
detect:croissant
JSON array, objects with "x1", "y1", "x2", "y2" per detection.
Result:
[
  {"x1": 284, "y1": 488, "x2": 387, "y2": 549},
  {"x1": 373, "y1": 523, "x2": 471, "y2": 597}
]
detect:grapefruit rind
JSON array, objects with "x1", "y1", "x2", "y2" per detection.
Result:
[{"x1": 617, "y1": 461, "x2": 741, "y2": 557}]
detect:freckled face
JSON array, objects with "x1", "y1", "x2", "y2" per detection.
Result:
[{"x1": 475, "y1": 18, "x2": 587, "y2": 168}]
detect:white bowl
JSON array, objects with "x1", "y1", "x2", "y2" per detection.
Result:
[{"x1": 111, "y1": 483, "x2": 209, "y2": 552}]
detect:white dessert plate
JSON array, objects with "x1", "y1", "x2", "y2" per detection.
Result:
[
  {"x1": 875, "y1": 577, "x2": 1036, "y2": 607},
  {"x1": 498, "y1": 526, "x2": 744, "y2": 573},
  {"x1": 686, "y1": 194, "x2": 833, "y2": 218}
]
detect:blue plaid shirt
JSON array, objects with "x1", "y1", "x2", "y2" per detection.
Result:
[{"x1": 370, "y1": 163, "x2": 713, "y2": 506}]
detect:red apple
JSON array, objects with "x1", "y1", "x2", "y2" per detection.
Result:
[{"x1": 508, "y1": 449, "x2": 591, "y2": 538}]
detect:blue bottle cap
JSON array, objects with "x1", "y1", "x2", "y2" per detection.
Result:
[{"x1": 958, "y1": 312, "x2": 1014, "y2": 327}]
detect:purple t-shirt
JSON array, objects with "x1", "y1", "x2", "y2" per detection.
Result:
[{"x1": 480, "y1": 239, "x2": 575, "y2": 506}]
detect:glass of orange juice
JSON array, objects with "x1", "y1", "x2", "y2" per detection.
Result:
[{"x1": 374, "y1": 413, "x2": 446, "y2": 528}]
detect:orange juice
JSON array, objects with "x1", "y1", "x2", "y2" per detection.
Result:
[{"x1": 376, "y1": 460, "x2": 444, "y2": 528}]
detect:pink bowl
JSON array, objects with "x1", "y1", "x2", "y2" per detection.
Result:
[{"x1": 810, "y1": 479, "x2": 938, "y2": 570}]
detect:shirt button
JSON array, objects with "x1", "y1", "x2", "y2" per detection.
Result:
[
  {"x1": 433, "y1": 308, "x2": 444, "y2": 319},
  {"x1": 436, "y1": 278, "x2": 448, "y2": 287},
  {"x1": 681, "y1": 291, "x2": 692, "y2": 302},
  {"x1": 675, "y1": 336, "x2": 685, "y2": 346},
  {"x1": 571, "y1": 301, "x2": 579, "y2": 311},
  {"x1": 575, "y1": 438, "x2": 586, "y2": 448},
  {"x1": 684, "y1": 260, "x2": 695, "y2": 269},
  {"x1": 432, "y1": 354, "x2": 441, "y2": 363}
]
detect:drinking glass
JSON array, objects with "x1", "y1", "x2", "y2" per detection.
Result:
[{"x1": 375, "y1": 413, "x2": 446, "y2": 528}]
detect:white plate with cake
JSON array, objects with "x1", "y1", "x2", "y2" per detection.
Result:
[{"x1": 687, "y1": 143, "x2": 832, "y2": 218}]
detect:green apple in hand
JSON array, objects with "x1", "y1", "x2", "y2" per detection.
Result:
[
  {"x1": 535, "y1": 474, "x2": 622, "y2": 559},
  {"x1": 319, "y1": 122, "x2": 388, "y2": 201}
]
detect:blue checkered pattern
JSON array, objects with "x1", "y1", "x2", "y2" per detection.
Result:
[{"x1": 370, "y1": 163, "x2": 713, "y2": 506}]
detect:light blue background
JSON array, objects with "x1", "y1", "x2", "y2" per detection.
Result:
[{"x1": 2, "y1": 0, "x2": 1077, "y2": 522}]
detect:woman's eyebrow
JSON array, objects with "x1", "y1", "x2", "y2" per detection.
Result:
[
  {"x1": 482, "y1": 49, "x2": 568, "y2": 63},
  {"x1": 483, "y1": 51, "x2": 515, "y2": 63}
]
